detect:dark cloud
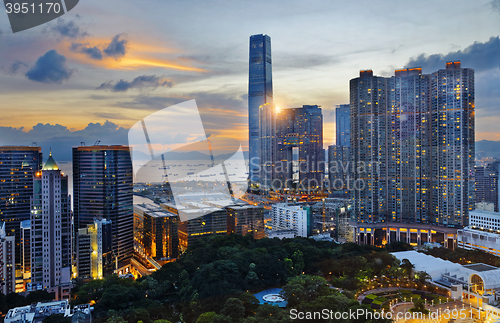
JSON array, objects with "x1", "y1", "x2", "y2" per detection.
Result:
[
  {"x1": 492, "y1": 0, "x2": 500, "y2": 13},
  {"x1": 45, "y1": 19, "x2": 88, "y2": 38},
  {"x1": 96, "y1": 75, "x2": 173, "y2": 92},
  {"x1": 9, "y1": 60, "x2": 28, "y2": 74},
  {"x1": 103, "y1": 35, "x2": 127, "y2": 59},
  {"x1": 25, "y1": 50, "x2": 74, "y2": 84},
  {"x1": 405, "y1": 36, "x2": 500, "y2": 73},
  {"x1": 70, "y1": 43, "x2": 103, "y2": 60},
  {"x1": 0, "y1": 121, "x2": 128, "y2": 161}
]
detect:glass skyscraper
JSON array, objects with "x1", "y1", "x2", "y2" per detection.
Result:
[
  {"x1": 73, "y1": 145, "x2": 133, "y2": 270},
  {"x1": 335, "y1": 104, "x2": 350, "y2": 147},
  {"x1": 248, "y1": 34, "x2": 273, "y2": 185},
  {"x1": 0, "y1": 146, "x2": 42, "y2": 282}
]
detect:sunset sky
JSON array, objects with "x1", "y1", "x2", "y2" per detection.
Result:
[{"x1": 0, "y1": 0, "x2": 499, "y2": 160}]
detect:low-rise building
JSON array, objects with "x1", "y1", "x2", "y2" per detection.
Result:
[
  {"x1": 4, "y1": 300, "x2": 91, "y2": 323},
  {"x1": 227, "y1": 205, "x2": 265, "y2": 239},
  {"x1": 271, "y1": 203, "x2": 312, "y2": 237}
]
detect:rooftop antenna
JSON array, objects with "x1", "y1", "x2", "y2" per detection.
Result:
[
  {"x1": 94, "y1": 140, "x2": 101, "y2": 146},
  {"x1": 81, "y1": 142, "x2": 85, "y2": 146}
]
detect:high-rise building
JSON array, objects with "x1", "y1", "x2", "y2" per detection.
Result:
[
  {"x1": 227, "y1": 205, "x2": 265, "y2": 239},
  {"x1": 431, "y1": 62, "x2": 475, "y2": 227},
  {"x1": 20, "y1": 220, "x2": 30, "y2": 286},
  {"x1": 475, "y1": 161, "x2": 499, "y2": 212},
  {"x1": 30, "y1": 152, "x2": 72, "y2": 290},
  {"x1": 350, "y1": 62, "x2": 474, "y2": 231},
  {"x1": 0, "y1": 222, "x2": 16, "y2": 295},
  {"x1": 0, "y1": 146, "x2": 42, "y2": 281},
  {"x1": 249, "y1": 34, "x2": 273, "y2": 185},
  {"x1": 335, "y1": 104, "x2": 350, "y2": 147},
  {"x1": 275, "y1": 105, "x2": 324, "y2": 191},
  {"x1": 73, "y1": 145, "x2": 134, "y2": 271},
  {"x1": 259, "y1": 103, "x2": 277, "y2": 191},
  {"x1": 328, "y1": 104, "x2": 351, "y2": 196},
  {"x1": 328, "y1": 146, "x2": 350, "y2": 197},
  {"x1": 76, "y1": 218, "x2": 113, "y2": 279},
  {"x1": 259, "y1": 104, "x2": 324, "y2": 192}
]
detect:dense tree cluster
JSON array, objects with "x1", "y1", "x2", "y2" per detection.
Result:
[{"x1": 68, "y1": 235, "x2": 409, "y2": 323}]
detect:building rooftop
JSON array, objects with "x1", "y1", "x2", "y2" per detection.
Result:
[{"x1": 42, "y1": 150, "x2": 59, "y2": 171}]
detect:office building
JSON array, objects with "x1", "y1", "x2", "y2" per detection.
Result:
[
  {"x1": 328, "y1": 105, "x2": 351, "y2": 196},
  {"x1": 258, "y1": 105, "x2": 323, "y2": 192},
  {"x1": 328, "y1": 145, "x2": 350, "y2": 196},
  {"x1": 475, "y1": 161, "x2": 500, "y2": 212},
  {"x1": 0, "y1": 222, "x2": 16, "y2": 295},
  {"x1": 30, "y1": 152, "x2": 72, "y2": 291},
  {"x1": 271, "y1": 203, "x2": 312, "y2": 237},
  {"x1": 0, "y1": 146, "x2": 42, "y2": 281},
  {"x1": 76, "y1": 218, "x2": 113, "y2": 279},
  {"x1": 248, "y1": 34, "x2": 273, "y2": 185},
  {"x1": 20, "y1": 220, "x2": 30, "y2": 288},
  {"x1": 227, "y1": 205, "x2": 265, "y2": 239},
  {"x1": 73, "y1": 145, "x2": 134, "y2": 271},
  {"x1": 259, "y1": 103, "x2": 277, "y2": 191},
  {"x1": 134, "y1": 203, "x2": 179, "y2": 263},
  {"x1": 162, "y1": 203, "x2": 227, "y2": 252},
  {"x1": 335, "y1": 104, "x2": 350, "y2": 147},
  {"x1": 350, "y1": 62, "x2": 474, "y2": 232}
]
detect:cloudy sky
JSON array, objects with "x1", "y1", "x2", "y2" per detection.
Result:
[{"x1": 0, "y1": 0, "x2": 499, "y2": 160}]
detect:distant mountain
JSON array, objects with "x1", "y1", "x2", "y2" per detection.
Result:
[{"x1": 476, "y1": 140, "x2": 500, "y2": 159}]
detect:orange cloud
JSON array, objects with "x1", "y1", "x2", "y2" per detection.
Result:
[{"x1": 58, "y1": 37, "x2": 207, "y2": 72}]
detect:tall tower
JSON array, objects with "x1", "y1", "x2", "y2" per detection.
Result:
[
  {"x1": 431, "y1": 62, "x2": 475, "y2": 227},
  {"x1": 30, "y1": 151, "x2": 72, "y2": 289},
  {"x1": 248, "y1": 34, "x2": 273, "y2": 185},
  {"x1": 0, "y1": 146, "x2": 42, "y2": 285},
  {"x1": 350, "y1": 70, "x2": 389, "y2": 223},
  {"x1": 259, "y1": 103, "x2": 277, "y2": 191},
  {"x1": 335, "y1": 104, "x2": 350, "y2": 147},
  {"x1": 73, "y1": 145, "x2": 133, "y2": 272}
]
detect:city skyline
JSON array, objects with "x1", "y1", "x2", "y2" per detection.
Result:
[{"x1": 0, "y1": 0, "x2": 499, "y2": 161}]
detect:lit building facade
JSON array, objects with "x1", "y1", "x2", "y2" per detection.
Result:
[
  {"x1": 335, "y1": 104, "x2": 350, "y2": 147},
  {"x1": 274, "y1": 105, "x2": 324, "y2": 191},
  {"x1": 350, "y1": 62, "x2": 474, "y2": 233},
  {"x1": 0, "y1": 222, "x2": 16, "y2": 295},
  {"x1": 73, "y1": 146, "x2": 134, "y2": 270},
  {"x1": 134, "y1": 203, "x2": 179, "y2": 263},
  {"x1": 0, "y1": 146, "x2": 42, "y2": 282},
  {"x1": 76, "y1": 218, "x2": 112, "y2": 279},
  {"x1": 271, "y1": 203, "x2": 312, "y2": 237},
  {"x1": 162, "y1": 203, "x2": 227, "y2": 252},
  {"x1": 30, "y1": 152, "x2": 72, "y2": 290},
  {"x1": 227, "y1": 205, "x2": 265, "y2": 239},
  {"x1": 248, "y1": 34, "x2": 273, "y2": 185},
  {"x1": 475, "y1": 161, "x2": 500, "y2": 213}
]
